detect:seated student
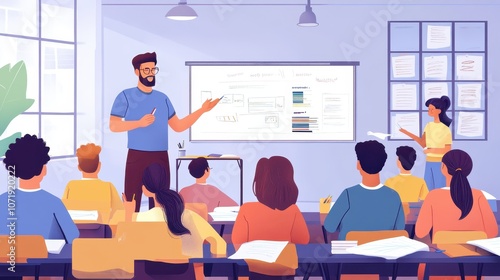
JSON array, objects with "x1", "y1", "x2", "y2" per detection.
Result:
[
  {"x1": 123, "y1": 163, "x2": 226, "y2": 280},
  {"x1": 324, "y1": 140, "x2": 405, "y2": 240},
  {"x1": 0, "y1": 134, "x2": 79, "y2": 243},
  {"x1": 384, "y1": 146, "x2": 429, "y2": 203},
  {"x1": 232, "y1": 156, "x2": 309, "y2": 280},
  {"x1": 179, "y1": 157, "x2": 238, "y2": 212},
  {"x1": 415, "y1": 149, "x2": 497, "y2": 239},
  {"x1": 63, "y1": 143, "x2": 124, "y2": 220}
]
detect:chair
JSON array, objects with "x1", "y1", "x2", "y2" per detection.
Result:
[
  {"x1": 72, "y1": 222, "x2": 190, "y2": 279},
  {"x1": 343, "y1": 230, "x2": 409, "y2": 280},
  {"x1": 0, "y1": 235, "x2": 48, "y2": 280},
  {"x1": 421, "y1": 231, "x2": 488, "y2": 280}
]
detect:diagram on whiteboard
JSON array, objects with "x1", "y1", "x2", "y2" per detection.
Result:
[{"x1": 189, "y1": 64, "x2": 356, "y2": 141}]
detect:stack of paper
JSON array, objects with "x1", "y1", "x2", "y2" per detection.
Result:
[
  {"x1": 68, "y1": 210, "x2": 99, "y2": 221},
  {"x1": 331, "y1": 240, "x2": 358, "y2": 254},
  {"x1": 467, "y1": 237, "x2": 500, "y2": 256},
  {"x1": 229, "y1": 240, "x2": 288, "y2": 263},
  {"x1": 45, "y1": 239, "x2": 66, "y2": 254},
  {"x1": 346, "y1": 236, "x2": 429, "y2": 259}
]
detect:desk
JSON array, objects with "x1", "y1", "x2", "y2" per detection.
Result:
[
  {"x1": 176, "y1": 156, "x2": 244, "y2": 205},
  {"x1": 25, "y1": 245, "x2": 72, "y2": 279},
  {"x1": 192, "y1": 244, "x2": 500, "y2": 280}
]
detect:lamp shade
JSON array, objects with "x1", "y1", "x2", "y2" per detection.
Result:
[
  {"x1": 297, "y1": 5, "x2": 318, "y2": 27},
  {"x1": 166, "y1": 3, "x2": 198, "y2": 21}
]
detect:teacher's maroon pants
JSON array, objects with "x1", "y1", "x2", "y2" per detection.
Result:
[{"x1": 124, "y1": 149, "x2": 170, "y2": 212}]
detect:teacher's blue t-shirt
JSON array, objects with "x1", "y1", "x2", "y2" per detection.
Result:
[{"x1": 110, "y1": 87, "x2": 176, "y2": 151}]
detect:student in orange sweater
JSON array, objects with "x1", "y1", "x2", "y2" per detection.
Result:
[
  {"x1": 415, "y1": 149, "x2": 498, "y2": 240},
  {"x1": 232, "y1": 156, "x2": 310, "y2": 280}
]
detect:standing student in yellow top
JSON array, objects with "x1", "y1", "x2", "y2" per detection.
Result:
[
  {"x1": 384, "y1": 146, "x2": 429, "y2": 202},
  {"x1": 63, "y1": 143, "x2": 124, "y2": 221},
  {"x1": 399, "y1": 96, "x2": 452, "y2": 190}
]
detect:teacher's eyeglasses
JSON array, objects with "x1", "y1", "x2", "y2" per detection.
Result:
[{"x1": 140, "y1": 67, "x2": 159, "y2": 75}]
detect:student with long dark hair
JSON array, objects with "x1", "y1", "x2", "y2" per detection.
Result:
[
  {"x1": 415, "y1": 150, "x2": 497, "y2": 239},
  {"x1": 123, "y1": 163, "x2": 226, "y2": 279},
  {"x1": 400, "y1": 95, "x2": 453, "y2": 190},
  {"x1": 232, "y1": 156, "x2": 309, "y2": 279}
]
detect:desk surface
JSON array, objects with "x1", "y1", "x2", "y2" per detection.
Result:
[
  {"x1": 191, "y1": 244, "x2": 500, "y2": 265},
  {"x1": 27, "y1": 245, "x2": 72, "y2": 264}
]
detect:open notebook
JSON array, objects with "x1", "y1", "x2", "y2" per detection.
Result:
[
  {"x1": 208, "y1": 206, "x2": 239, "y2": 221},
  {"x1": 346, "y1": 236, "x2": 429, "y2": 259},
  {"x1": 467, "y1": 237, "x2": 500, "y2": 256},
  {"x1": 68, "y1": 210, "x2": 99, "y2": 221},
  {"x1": 229, "y1": 240, "x2": 288, "y2": 263}
]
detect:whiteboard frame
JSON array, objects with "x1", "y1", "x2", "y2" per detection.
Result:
[{"x1": 186, "y1": 61, "x2": 360, "y2": 142}]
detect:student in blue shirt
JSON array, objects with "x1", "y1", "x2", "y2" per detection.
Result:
[
  {"x1": 324, "y1": 140, "x2": 405, "y2": 240},
  {"x1": 0, "y1": 134, "x2": 79, "y2": 243},
  {"x1": 109, "y1": 52, "x2": 220, "y2": 211}
]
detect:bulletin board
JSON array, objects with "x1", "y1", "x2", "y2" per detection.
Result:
[{"x1": 388, "y1": 21, "x2": 487, "y2": 141}]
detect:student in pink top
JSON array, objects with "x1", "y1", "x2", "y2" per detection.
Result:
[
  {"x1": 179, "y1": 157, "x2": 238, "y2": 212},
  {"x1": 415, "y1": 149, "x2": 498, "y2": 240}
]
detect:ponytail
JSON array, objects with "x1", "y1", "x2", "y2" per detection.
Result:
[
  {"x1": 450, "y1": 168, "x2": 473, "y2": 220},
  {"x1": 155, "y1": 189, "x2": 191, "y2": 236},
  {"x1": 442, "y1": 150, "x2": 474, "y2": 220}
]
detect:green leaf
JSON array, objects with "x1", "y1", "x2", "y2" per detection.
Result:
[
  {"x1": 0, "y1": 61, "x2": 35, "y2": 137},
  {"x1": 0, "y1": 132, "x2": 21, "y2": 157}
]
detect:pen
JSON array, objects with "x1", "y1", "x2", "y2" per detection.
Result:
[
  {"x1": 397, "y1": 123, "x2": 402, "y2": 129},
  {"x1": 323, "y1": 195, "x2": 331, "y2": 203},
  {"x1": 151, "y1": 107, "x2": 156, "y2": 115},
  {"x1": 132, "y1": 194, "x2": 136, "y2": 201},
  {"x1": 182, "y1": 140, "x2": 184, "y2": 148},
  {"x1": 177, "y1": 143, "x2": 181, "y2": 149},
  {"x1": 220, "y1": 95, "x2": 224, "y2": 99}
]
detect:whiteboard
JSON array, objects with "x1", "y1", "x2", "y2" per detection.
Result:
[{"x1": 188, "y1": 62, "x2": 359, "y2": 142}]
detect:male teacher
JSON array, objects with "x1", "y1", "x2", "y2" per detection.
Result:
[{"x1": 110, "y1": 52, "x2": 219, "y2": 212}]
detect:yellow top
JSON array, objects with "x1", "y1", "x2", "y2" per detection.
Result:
[
  {"x1": 62, "y1": 179, "x2": 124, "y2": 222},
  {"x1": 424, "y1": 122, "x2": 452, "y2": 160},
  {"x1": 135, "y1": 207, "x2": 226, "y2": 258},
  {"x1": 384, "y1": 174, "x2": 429, "y2": 202}
]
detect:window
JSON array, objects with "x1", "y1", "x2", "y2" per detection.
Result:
[{"x1": 0, "y1": 0, "x2": 77, "y2": 157}]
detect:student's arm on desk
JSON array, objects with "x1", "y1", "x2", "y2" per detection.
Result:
[
  {"x1": 290, "y1": 205, "x2": 310, "y2": 244},
  {"x1": 213, "y1": 186, "x2": 239, "y2": 207},
  {"x1": 188, "y1": 210, "x2": 226, "y2": 257},
  {"x1": 478, "y1": 192, "x2": 498, "y2": 238},
  {"x1": 232, "y1": 206, "x2": 249, "y2": 250},
  {"x1": 323, "y1": 190, "x2": 349, "y2": 233},
  {"x1": 415, "y1": 194, "x2": 433, "y2": 239},
  {"x1": 54, "y1": 200, "x2": 80, "y2": 244}
]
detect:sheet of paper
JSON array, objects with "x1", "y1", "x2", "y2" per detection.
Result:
[
  {"x1": 457, "y1": 55, "x2": 483, "y2": 80},
  {"x1": 457, "y1": 84, "x2": 482, "y2": 108},
  {"x1": 424, "y1": 56, "x2": 448, "y2": 79},
  {"x1": 424, "y1": 82, "x2": 449, "y2": 101},
  {"x1": 391, "y1": 55, "x2": 416, "y2": 78},
  {"x1": 228, "y1": 240, "x2": 289, "y2": 263},
  {"x1": 467, "y1": 237, "x2": 500, "y2": 256},
  {"x1": 45, "y1": 239, "x2": 66, "y2": 254},
  {"x1": 427, "y1": 25, "x2": 451, "y2": 49},
  {"x1": 346, "y1": 236, "x2": 429, "y2": 260},
  {"x1": 391, "y1": 113, "x2": 419, "y2": 140},
  {"x1": 392, "y1": 84, "x2": 417, "y2": 110},
  {"x1": 68, "y1": 210, "x2": 99, "y2": 221},
  {"x1": 213, "y1": 206, "x2": 240, "y2": 213},
  {"x1": 457, "y1": 112, "x2": 484, "y2": 137}
]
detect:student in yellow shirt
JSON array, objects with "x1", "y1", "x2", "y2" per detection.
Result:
[
  {"x1": 63, "y1": 143, "x2": 123, "y2": 221},
  {"x1": 399, "y1": 96, "x2": 452, "y2": 190},
  {"x1": 384, "y1": 146, "x2": 429, "y2": 202},
  {"x1": 122, "y1": 163, "x2": 226, "y2": 280}
]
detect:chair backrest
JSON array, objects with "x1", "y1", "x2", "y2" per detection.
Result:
[
  {"x1": 0, "y1": 235, "x2": 48, "y2": 263},
  {"x1": 115, "y1": 222, "x2": 188, "y2": 263},
  {"x1": 185, "y1": 203, "x2": 208, "y2": 221},
  {"x1": 433, "y1": 231, "x2": 487, "y2": 244},
  {"x1": 345, "y1": 230, "x2": 409, "y2": 245}
]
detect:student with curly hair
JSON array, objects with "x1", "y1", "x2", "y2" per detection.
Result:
[{"x1": 0, "y1": 135, "x2": 79, "y2": 243}]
